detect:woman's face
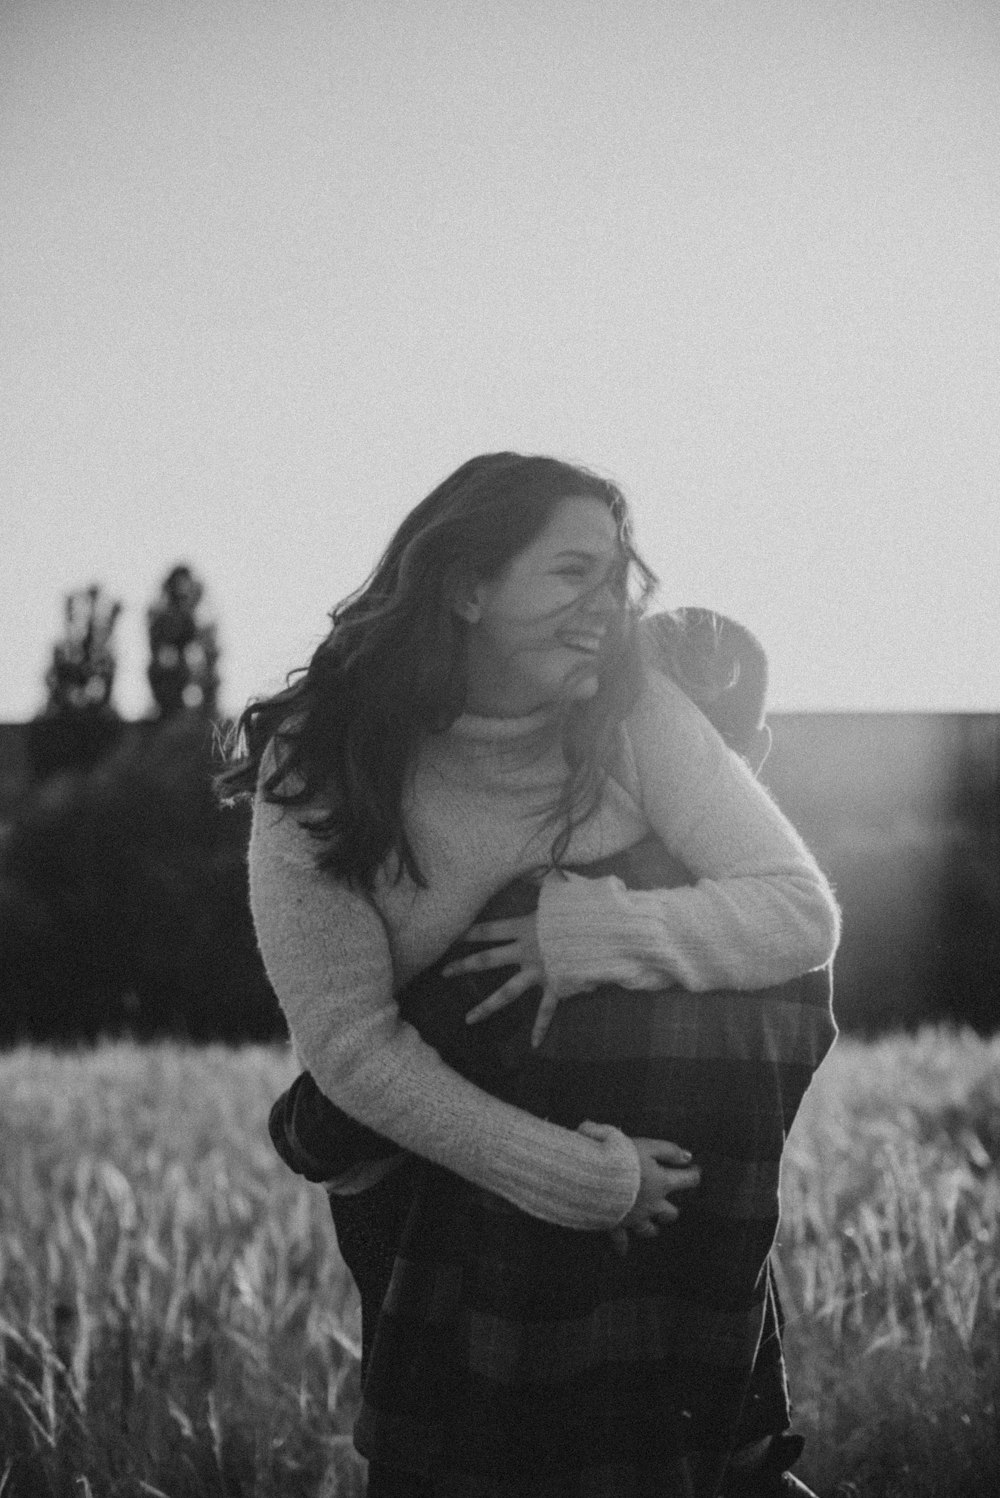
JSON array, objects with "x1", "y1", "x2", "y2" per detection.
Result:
[{"x1": 459, "y1": 497, "x2": 628, "y2": 717}]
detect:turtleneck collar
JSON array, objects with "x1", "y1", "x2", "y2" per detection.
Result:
[
  {"x1": 449, "y1": 704, "x2": 558, "y2": 742},
  {"x1": 426, "y1": 705, "x2": 567, "y2": 781}
]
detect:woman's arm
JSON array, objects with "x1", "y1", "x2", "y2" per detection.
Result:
[
  {"x1": 535, "y1": 670, "x2": 840, "y2": 998},
  {"x1": 249, "y1": 797, "x2": 641, "y2": 1231}
]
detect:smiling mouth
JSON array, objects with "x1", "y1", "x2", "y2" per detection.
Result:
[{"x1": 557, "y1": 630, "x2": 606, "y2": 656}]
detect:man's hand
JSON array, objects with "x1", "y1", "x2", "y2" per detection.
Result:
[{"x1": 443, "y1": 913, "x2": 560, "y2": 1047}]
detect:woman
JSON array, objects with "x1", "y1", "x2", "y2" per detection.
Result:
[{"x1": 220, "y1": 454, "x2": 839, "y2": 1496}]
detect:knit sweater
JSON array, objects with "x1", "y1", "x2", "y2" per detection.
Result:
[{"x1": 248, "y1": 667, "x2": 839, "y2": 1232}]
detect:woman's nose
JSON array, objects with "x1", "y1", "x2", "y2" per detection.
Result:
[{"x1": 583, "y1": 578, "x2": 620, "y2": 617}]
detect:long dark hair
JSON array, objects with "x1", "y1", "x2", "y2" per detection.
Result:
[{"x1": 216, "y1": 453, "x2": 658, "y2": 892}]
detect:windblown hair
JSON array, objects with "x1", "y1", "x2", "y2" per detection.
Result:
[{"x1": 216, "y1": 453, "x2": 658, "y2": 893}]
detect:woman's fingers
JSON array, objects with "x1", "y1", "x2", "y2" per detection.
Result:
[
  {"x1": 609, "y1": 1226, "x2": 630, "y2": 1257},
  {"x1": 666, "y1": 1166, "x2": 701, "y2": 1192},
  {"x1": 635, "y1": 1138, "x2": 694, "y2": 1168},
  {"x1": 445, "y1": 913, "x2": 543, "y2": 979},
  {"x1": 640, "y1": 1191, "x2": 693, "y2": 1231},
  {"x1": 631, "y1": 1193, "x2": 687, "y2": 1236},
  {"x1": 644, "y1": 1168, "x2": 700, "y2": 1230},
  {"x1": 464, "y1": 986, "x2": 517, "y2": 1024},
  {"x1": 530, "y1": 987, "x2": 560, "y2": 1047},
  {"x1": 466, "y1": 977, "x2": 560, "y2": 1049},
  {"x1": 465, "y1": 967, "x2": 542, "y2": 1024},
  {"x1": 623, "y1": 1138, "x2": 701, "y2": 1239},
  {"x1": 443, "y1": 942, "x2": 519, "y2": 977},
  {"x1": 463, "y1": 920, "x2": 523, "y2": 943}
]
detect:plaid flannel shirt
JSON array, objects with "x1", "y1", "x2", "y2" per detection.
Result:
[{"x1": 270, "y1": 834, "x2": 836, "y2": 1496}]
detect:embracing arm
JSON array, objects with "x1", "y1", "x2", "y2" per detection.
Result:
[
  {"x1": 536, "y1": 670, "x2": 840, "y2": 996},
  {"x1": 248, "y1": 797, "x2": 640, "y2": 1230}
]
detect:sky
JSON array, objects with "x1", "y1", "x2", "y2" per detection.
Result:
[{"x1": 2, "y1": 0, "x2": 998, "y2": 718}]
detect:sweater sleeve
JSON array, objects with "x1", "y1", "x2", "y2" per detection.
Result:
[
  {"x1": 248, "y1": 797, "x2": 641, "y2": 1230},
  {"x1": 536, "y1": 670, "x2": 840, "y2": 996}
]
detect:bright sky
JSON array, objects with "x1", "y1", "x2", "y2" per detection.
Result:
[{"x1": 3, "y1": 0, "x2": 998, "y2": 718}]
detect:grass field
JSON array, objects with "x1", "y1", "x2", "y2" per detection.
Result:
[{"x1": 0, "y1": 1030, "x2": 997, "y2": 1497}]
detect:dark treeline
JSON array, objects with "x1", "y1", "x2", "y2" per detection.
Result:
[
  {"x1": 0, "y1": 569, "x2": 283, "y2": 1047},
  {"x1": 761, "y1": 713, "x2": 1000, "y2": 1038},
  {"x1": 0, "y1": 716, "x2": 279, "y2": 1044}
]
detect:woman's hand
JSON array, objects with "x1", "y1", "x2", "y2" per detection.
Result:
[
  {"x1": 609, "y1": 1139, "x2": 700, "y2": 1256},
  {"x1": 442, "y1": 913, "x2": 560, "y2": 1047}
]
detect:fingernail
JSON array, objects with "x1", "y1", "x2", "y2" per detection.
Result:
[{"x1": 679, "y1": 1150, "x2": 692, "y2": 1163}]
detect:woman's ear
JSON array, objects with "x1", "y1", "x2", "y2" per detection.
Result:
[
  {"x1": 452, "y1": 595, "x2": 483, "y2": 624},
  {"x1": 447, "y1": 566, "x2": 485, "y2": 624}
]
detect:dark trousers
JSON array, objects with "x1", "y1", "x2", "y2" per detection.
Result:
[{"x1": 330, "y1": 1166, "x2": 791, "y2": 1495}]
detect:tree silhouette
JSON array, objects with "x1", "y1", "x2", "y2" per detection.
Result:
[
  {"x1": 147, "y1": 565, "x2": 220, "y2": 719},
  {"x1": 27, "y1": 584, "x2": 124, "y2": 780},
  {"x1": 45, "y1": 583, "x2": 121, "y2": 713}
]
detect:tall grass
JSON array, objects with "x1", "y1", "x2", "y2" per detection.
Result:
[
  {"x1": 776, "y1": 1028, "x2": 1000, "y2": 1496},
  {"x1": 0, "y1": 1030, "x2": 997, "y2": 1497},
  {"x1": 0, "y1": 1044, "x2": 362, "y2": 1497}
]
